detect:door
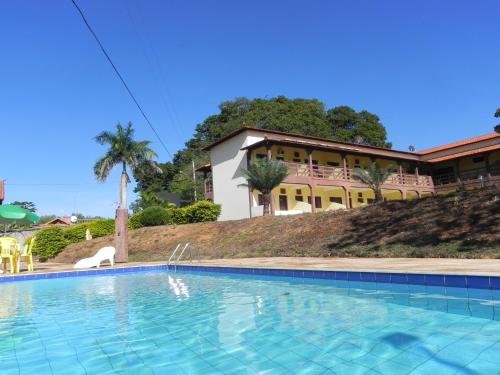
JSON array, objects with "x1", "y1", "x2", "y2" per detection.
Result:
[{"x1": 279, "y1": 195, "x2": 288, "y2": 211}]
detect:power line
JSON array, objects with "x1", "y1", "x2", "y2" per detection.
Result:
[{"x1": 69, "y1": 0, "x2": 173, "y2": 159}]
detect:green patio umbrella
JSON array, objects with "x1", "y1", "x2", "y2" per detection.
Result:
[{"x1": 0, "y1": 205, "x2": 40, "y2": 226}]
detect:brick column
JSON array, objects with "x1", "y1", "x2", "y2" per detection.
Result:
[{"x1": 115, "y1": 208, "x2": 128, "y2": 263}]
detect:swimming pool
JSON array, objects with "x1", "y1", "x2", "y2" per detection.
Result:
[{"x1": 1, "y1": 268, "x2": 500, "y2": 374}]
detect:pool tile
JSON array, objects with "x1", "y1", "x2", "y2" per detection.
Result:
[
  {"x1": 360, "y1": 272, "x2": 376, "y2": 282},
  {"x1": 425, "y1": 274, "x2": 445, "y2": 286},
  {"x1": 335, "y1": 272, "x2": 348, "y2": 280},
  {"x1": 390, "y1": 273, "x2": 408, "y2": 284},
  {"x1": 348, "y1": 272, "x2": 362, "y2": 281},
  {"x1": 375, "y1": 273, "x2": 391, "y2": 283},
  {"x1": 467, "y1": 276, "x2": 490, "y2": 289},
  {"x1": 444, "y1": 275, "x2": 466, "y2": 288},
  {"x1": 407, "y1": 274, "x2": 426, "y2": 285}
]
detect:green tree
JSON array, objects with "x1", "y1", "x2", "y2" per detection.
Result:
[
  {"x1": 495, "y1": 108, "x2": 500, "y2": 133},
  {"x1": 129, "y1": 191, "x2": 174, "y2": 213},
  {"x1": 352, "y1": 163, "x2": 396, "y2": 203},
  {"x1": 9, "y1": 201, "x2": 36, "y2": 212},
  {"x1": 326, "y1": 106, "x2": 391, "y2": 148},
  {"x1": 94, "y1": 122, "x2": 160, "y2": 261},
  {"x1": 242, "y1": 159, "x2": 289, "y2": 215}
]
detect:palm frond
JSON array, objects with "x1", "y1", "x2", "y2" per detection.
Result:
[
  {"x1": 242, "y1": 159, "x2": 288, "y2": 194},
  {"x1": 93, "y1": 154, "x2": 117, "y2": 181}
]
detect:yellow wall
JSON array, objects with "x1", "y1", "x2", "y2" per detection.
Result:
[{"x1": 250, "y1": 145, "x2": 409, "y2": 171}]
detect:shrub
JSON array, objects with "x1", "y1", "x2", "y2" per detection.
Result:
[
  {"x1": 184, "y1": 201, "x2": 221, "y2": 223},
  {"x1": 63, "y1": 223, "x2": 89, "y2": 243},
  {"x1": 169, "y1": 207, "x2": 188, "y2": 225},
  {"x1": 31, "y1": 227, "x2": 69, "y2": 261},
  {"x1": 63, "y1": 219, "x2": 114, "y2": 244},
  {"x1": 138, "y1": 206, "x2": 170, "y2": 227},
  {"x1": 87, "y1": 219, "x2": 115, "y2": 238},
  {"x1": 128, "y1": 212, "x2": 144, "y2": 229}
]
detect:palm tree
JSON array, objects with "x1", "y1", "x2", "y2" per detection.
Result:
[
  {"x1": 243, "y1": 159, "x2": 288, "y2": 215},
  {"x1": 94, "y1": 122, "x2": 159, "y2": 261},
  {"x1": 352, "y1": 162, "x2": 396, "y2": 203}
]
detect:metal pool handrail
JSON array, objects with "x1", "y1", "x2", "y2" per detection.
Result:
[{"x1": 167, "y1": 244, "x2": 181, "y2": 266}]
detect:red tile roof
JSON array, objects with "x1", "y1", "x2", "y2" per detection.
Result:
[
  {"x1": 417, "y1": 133, "x2": 499, "y2": 155},
  {"x1": 425, "y1": 144, "x2": 500, "y2": 163}
]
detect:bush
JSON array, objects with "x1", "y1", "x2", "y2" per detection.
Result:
[
  {"x1": 138, "y1": 206, "x2": 170, "y2": 227},
  {"x1": 169, "y1": 207, "x2": 188, "y2": 224},
  {"x1": 184, "y1": 201, "x2": 221, "y2": 223},
  {"x1": 128, "y1": 212, "x2": 144, "y2": 229},
  {"x1": 63, "y1": 219, "x2": 115, "y2": 244},
  {"x1": 87, "y1": 219, "x2": 115, "y2": 238},
  {"x1": 127, "y1": 201, "x2": 221, "y2": 230},
  {"x1": 31, "y1": 227, "x2": 69, "y2": 261}
]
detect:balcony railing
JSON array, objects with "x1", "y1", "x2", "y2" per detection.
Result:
[
  {"x1": 284, "y1": 162, "x2": 433, "y2": 187},
  {"x1": 433, "y1": 165, "x2": 500, "y2": 186}
]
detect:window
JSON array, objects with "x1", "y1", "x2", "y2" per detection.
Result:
[
  {"x1": 256, "y1": 154, "x2": 266, "y2": 159},
  {"x1": 293, "y1": 158, "x2": 301, "y2": 163},
  {"x1": 277, "y1": 148, "x2": 285, "y2": 155},
  {"x1": 296, "y1": 189, "x2": 302, "y2": 194},
  {"x1": 367, "y1": 198, "x2": 374, "y2": 204},
  {"x1": 327, "y1": 161, "x2": 340, "y2": 167},
  {"x1": 295, "y1": 196, "x2": 303, "y2": 202},
  {"x1": 315, "y1": 196, "x2": 322, "y2": 208},
  {"x1": 354, "y1": 159, "x2": 361, "y2": 167},
  {"x1": 329, "y1": 197, "x2": 342, "y2": 204},
  {"x1": 280, "y1": 188, "x2": 286, "y2": 194},
  {"x1": 358, "y1": 192, "x2": 363, "y2": 198},
  {"x1": 357, "y1": 198, "x2": 364, "y2": 203},
  {"x1": 473, "y1": 157, "x2": 485, "y2": 163},
  {"x1": 294, "y1": 151, "x2": 300, "y2": 157}
]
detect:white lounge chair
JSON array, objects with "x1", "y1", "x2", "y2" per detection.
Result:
[{"x1": 74, "y1": 246, "x2": 115, "y2": 269}]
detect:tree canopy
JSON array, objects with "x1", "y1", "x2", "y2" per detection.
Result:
[
  {"x1": 9, "y1": 201, "x2": 36, "y2": 213},
  {"x1": 133, "y1": 96, "x2": 391, "y2": 206}
]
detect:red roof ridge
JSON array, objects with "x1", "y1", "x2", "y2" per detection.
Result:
[{"x1": 417, "y1": 133, "x2": 499, "y2": 155}]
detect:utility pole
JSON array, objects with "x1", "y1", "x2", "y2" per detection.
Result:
[{"x1": 192, "y1": 160, "x2": 198, "y2": 202}]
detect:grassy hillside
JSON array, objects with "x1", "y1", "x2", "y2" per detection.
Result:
[{"x1": 55, "y1": 186, "x2": 500, "y2": 263}]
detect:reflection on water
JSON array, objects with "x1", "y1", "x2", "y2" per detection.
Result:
[{"x1": 0, "y1": 271, "x2": 500, "y2": 374}]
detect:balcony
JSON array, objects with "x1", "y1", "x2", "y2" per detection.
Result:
[
  {"x1": 284, "y1": 162, "x2": 434, "y2": 189},
  {"x1": 433, "y1": 165, "x2": 500, "y2": 191}
]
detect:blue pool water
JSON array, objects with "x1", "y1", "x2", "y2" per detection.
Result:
[{"x1": 1, "y1": 270, "x2": 500, "y2": 374}]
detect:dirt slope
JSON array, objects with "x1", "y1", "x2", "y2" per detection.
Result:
[{"x1": 55, "y1": 186, "x2": 500, "y2": 263}]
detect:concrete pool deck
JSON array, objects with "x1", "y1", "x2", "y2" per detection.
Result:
[{"x1": 1, "y1": 257, "x2": 500, "y2": 277}]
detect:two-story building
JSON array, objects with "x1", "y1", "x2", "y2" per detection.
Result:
[{"x1": 198, "y1": 127, "x2": 500, "y2": 221}]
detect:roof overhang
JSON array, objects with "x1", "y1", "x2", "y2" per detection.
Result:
[{"x1": 241, "y1": 137, "x2": 421, "y2": 162}]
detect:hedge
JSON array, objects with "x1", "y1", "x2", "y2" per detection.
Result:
[
  {"x1": 31, "y1": 227, "x2": 69, "y2": 261},
  {"x1": 31, "y1": 219, "x2": 115, "y2": 261},
  {"x1": 63, "y1": 219, "x2": 115, "y2": 243},
  {"x1": 139, "y1": 206, "x2": 170, "y2": 227},
  {"x1": 128, "y1": 201, "x2": 221, "y2": 229}
]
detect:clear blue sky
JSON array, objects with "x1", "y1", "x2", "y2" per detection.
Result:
[{"x1": 1, "y1": 0, "x2": 499, "y2": 217}]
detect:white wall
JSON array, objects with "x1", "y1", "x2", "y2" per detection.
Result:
[{"x1": 210, "y1": 130, "x2": 264, "y2": 221}]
